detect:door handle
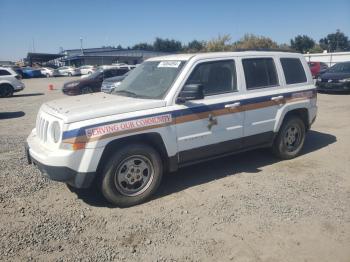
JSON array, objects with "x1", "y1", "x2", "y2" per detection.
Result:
[
  {"x1": 225, "y1": 102, "x2": 241, "y2": 109},
  {"x1": 271, "y1": 95, "x2": 284, "y2": 101}
]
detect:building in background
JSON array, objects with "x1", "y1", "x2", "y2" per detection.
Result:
[
  {"x1": 304, "y1": 51, "x2": 350, "y2": 67},
  {"x1": 24, "y1": 47, "x2": 171, "y2": 67},
  {"x1": 59, "y1": 47, "x2": 171, "y2": 67}
]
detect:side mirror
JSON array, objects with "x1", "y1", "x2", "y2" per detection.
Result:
[{"x1": 176, "y1": 84, "x2": 204, "y2": 104}]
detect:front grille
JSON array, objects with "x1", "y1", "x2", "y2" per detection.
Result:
[{"x1": 36, "y1": 114, "x2": 50, "y2": 142}]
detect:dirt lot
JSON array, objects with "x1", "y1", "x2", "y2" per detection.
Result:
[{"x1": 0, "y1": 77, "x2": 349, "y2": 262}]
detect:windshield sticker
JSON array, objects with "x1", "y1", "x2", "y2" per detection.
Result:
[
  {"x1": 158, "y1": 61, "x2": 181, "y2": 68},
  {"x1": 85, "y1": 114, "x2": 172, "y2": 138}
]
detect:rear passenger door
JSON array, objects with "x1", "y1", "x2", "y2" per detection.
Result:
[
  {"x1": 241, "y1": 57, "x2": 281, "y2": 147},
  {"x1": 175, "y1": 59, "x2": 244, "y2": 164}
]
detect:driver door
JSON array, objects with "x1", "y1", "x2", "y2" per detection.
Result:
[{"x1": 175, "y1": 59, "x2": 244, "y2": 164}]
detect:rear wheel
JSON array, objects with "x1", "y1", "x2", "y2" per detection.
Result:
[
  {"x1": 100, "y1": 144, "x2": 163, "y2": 207},
  {"x1": 0, "y1": 84, "x2": 14, "y2": 98},
  {"x1": 68, "y1": 72, "x2": 72, "y2": 77},
  {"x1": 81, "y1": 86, "x2": 93, "y2": 94},
  {"x1": 272, "y1": 116, "x2": 306, "y2": 159}
]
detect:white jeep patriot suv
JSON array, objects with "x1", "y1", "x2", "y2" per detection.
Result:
[{"x1": 26, "y1": 52, "x2": 317, "y2": 207}]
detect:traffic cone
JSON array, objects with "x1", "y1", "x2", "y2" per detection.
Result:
[{"x1": 48, "y1": 84, "x2": 54, "y2": 90}]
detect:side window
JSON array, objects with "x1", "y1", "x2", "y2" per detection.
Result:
[
  {"x1": 280, "y1": 58, "x2": 307, "y2": 84},
  {"x1": 186, "y1": 60, "x2": 237, "y2": 96},
  {"x1": 103, "y1": 70, "x2": 113, "y2": 78},
  {"x1": 0, "y1": 69, "x2": 11, "y2": 76},
  {"x1": 242, "y1": 58, "x2": 278, "y2": 90}
]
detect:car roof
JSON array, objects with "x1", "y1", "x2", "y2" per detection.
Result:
[{"x1": 147, "y1": 51, "x2": 303, "y2": 62}]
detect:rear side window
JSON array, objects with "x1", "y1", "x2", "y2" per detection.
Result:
[
  {"x1": 0, "y1": 69, "x2": 11, "y2": 76},
  {"x1": 280, "y1": 58, "x2": 307, "y2": 84},
  {"x1": 242, "y1": 58, "x2": 278, "y2": 90}
]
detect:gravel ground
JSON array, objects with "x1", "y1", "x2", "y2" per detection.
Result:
[{"x1": 0, "y1": 77, "x2": 349, "y2": 262}]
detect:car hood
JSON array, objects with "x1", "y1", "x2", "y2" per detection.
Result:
[
  {"x1": 103, "y1": 75, "x2": 126, "y2": 83},
  {"x1": 63, "y1": 78, "x2": 95, "y2": 88},
  {"x1": 41, "y1": 92, "x2": 166, "y2": 123},
  {"x1": 320, "y1": 72, "x2": 350, "y2": 80}
]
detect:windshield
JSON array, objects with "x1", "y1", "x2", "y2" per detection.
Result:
[
  {"x1": 327, "y1": 62, "x2": 350, "y2": 73},
  {"x1": 112, "y1": 61, "x2": 185, "y2": 99}
]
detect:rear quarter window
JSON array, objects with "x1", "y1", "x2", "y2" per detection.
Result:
[
  {"x1": 280, "y1": 58, "x2": 307, "y2": 84},
  {"x1": 0, "y1": 69, "x2": 11, "y2": 76}
]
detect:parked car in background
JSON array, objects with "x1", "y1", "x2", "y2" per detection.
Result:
[
  {"x1": 40, "y1": 67, "x2": 54, "y2": 77},
  {"x1": 101, "y1": 71, "x2": 130, "y2": 93},
  {"x1": 0, "y1": 67, "x2": 25, "y2": 97},
  {"x1": 308, "y1": 61, "x2": 328, "y2": 78},
  {"x1": 62, "y1": 67, "x2": 130, "y2": 95},
  {"x1": 78, "y1": 65, "x2": 95, "y2": 75},
  {"x1": 53, "y1": 66, "x2": 80, "y2": 77},
  {"x1": 22, "y1": 67, "x2": 42, "y2": 78},
  {"x1": 316, "y1": 61, "x2": 350, "y2": 93}
]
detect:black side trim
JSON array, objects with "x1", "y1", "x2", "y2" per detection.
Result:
[{"x1": 178, "y1": 132, "x2": 275, "y2": 167}]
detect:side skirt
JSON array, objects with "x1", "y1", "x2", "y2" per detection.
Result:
[{"x1": 168, "y1": 132, "x2": 275, "y2": 172}]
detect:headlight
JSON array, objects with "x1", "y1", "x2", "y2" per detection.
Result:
[
  {"x1": 65, "y1": 82, "x2": 79, "y2": 88},
  {"x1": 51, "y1": 121, "x2": 61, "y2": 143},
  {"x1": 113, "y1": 81, "x2": 121, "y2": 87},
  {"x1": 339, "y1": 78, "x2": 350, "y2": 83}
]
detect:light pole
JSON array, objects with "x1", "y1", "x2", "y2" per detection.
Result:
[{"x1": 80, "y1": 37, "x2": 84, "y2": 55}]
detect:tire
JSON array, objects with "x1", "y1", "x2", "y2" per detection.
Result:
[
  {"x1": 46, "y1": 73, "x2": 50, "y2": 78},
  {"x1": 272, "y1": 116, "x2": 306, "y2": 159},
  {"x1": 0, "y1": 84, "x2": 14, "y2": 98},
  {"x1": 88, "y1": 71, "x2": 92, "y2": 74},
  {"x1": 68, "y1": 72, "x2": 72, "y2": 77},
  {"x1": 100, "y1": 143, "x2": 163, "y2": 207},
  {"x1": 81, "y1": 86, "x2": 93, "y2": 94}
]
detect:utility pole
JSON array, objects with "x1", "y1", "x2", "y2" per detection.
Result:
[
  {"x1": 32, "y1": 38, "x2": 36, "y2": 53},
  {"x1": 80, "y1": 37, "x2": 84, "y2": 55}
]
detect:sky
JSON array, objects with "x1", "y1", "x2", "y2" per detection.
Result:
[{"x1": 0, "y1": 0, "x2": 349, "y2": 61}]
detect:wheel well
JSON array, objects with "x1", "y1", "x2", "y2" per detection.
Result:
[
  {"x1": 96, "y1": 133, "x2": 171, "y2": 176},
  {"x1": 284, "y1": 108, "x2": 309, "y2": 130}
]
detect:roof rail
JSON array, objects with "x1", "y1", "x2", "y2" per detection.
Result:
[{"x1": 233, "y1": 48, "x2": 299, "y2": 53}]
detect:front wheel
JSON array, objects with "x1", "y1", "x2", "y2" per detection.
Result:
[
  {"x1": 81, "y1": 86, "x2": 93, "y2": 94},
  {"x1": 100, "y1": 144, "x2": 163, "y2": 207},
  {"x1": 272, "y1": 116, "x2": 306, "y2": 159}
]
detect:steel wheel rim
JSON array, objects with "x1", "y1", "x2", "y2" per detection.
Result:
[
  {"x1": 114, "y1": 155, "x2": 154, "y2": 196},
  {"x1": 284, "y1": 124, "x2": 302, "y2": 152}
]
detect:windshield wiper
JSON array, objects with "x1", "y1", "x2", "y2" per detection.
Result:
[{"x1": 114, "y1": 90, "x2": 138, "y2": 97}]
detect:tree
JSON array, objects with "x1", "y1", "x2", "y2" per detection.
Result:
[
  {"x1": 233, "y1": 34, "x2": 279, "y2": 50},
  {"x1": 319, "y1": 30, "x2": 349, "y2": 52},
  {"x1": 153, "y1": 37, "x2": 182, "y2": 52},
  {"x1": 132, "y1": 42, "x2": 154, "y2": 51},
  {"x1": 205, "y1": 34, "x2": 232, "y2": 52},
  {"x1": 309, "y1": 44, "x2": 324, "y2": 53},
  {"x1": 185, "y1": 40, "x2": 205, "y2": 52},
  {"x1": 290, "y1": 35, "x2": 315, "y2": 53}
]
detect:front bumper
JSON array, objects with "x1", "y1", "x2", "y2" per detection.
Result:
[
  {"x1": 26, "y1": 143, "x2": 95, "y2": 188},
  {"x1": 26, "y1": 131, "x2": 103, "y2": 188}
]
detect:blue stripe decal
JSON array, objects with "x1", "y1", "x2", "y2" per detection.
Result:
[{"x1": 62, "y1": 90, "x2": 314, "y2": 140}]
